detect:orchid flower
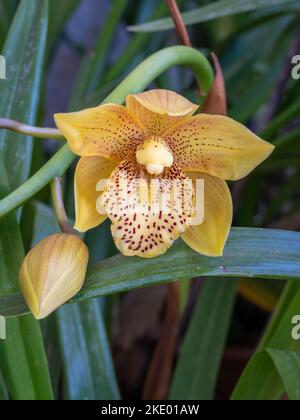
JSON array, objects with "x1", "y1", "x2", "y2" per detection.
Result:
[{"x1": 55, "y1": 89, "x2": 274, "y2": 258}]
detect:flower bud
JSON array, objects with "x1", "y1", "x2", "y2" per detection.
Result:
[{"x1": 19, "y1": 233, "x2": 89, "y2": 319}]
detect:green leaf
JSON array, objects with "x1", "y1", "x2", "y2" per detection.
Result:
[
  {"x1": 0, "y1": 0, "x2": 53, "y2": 400},
  {"x1": 128, "y1": 0, "x2": 297, "y2": 33},
  {"x1": 57, "y1": 301, "x2": 120, "y2": 400},
  {"x1": 232, "y1": 280, "x2": 300, "y2": 400},
  {"x1": 266, "y1": 349, "x2": 300, "y2": 400},
  {"x1": 0, "y1": 370, "x2": 8, "y2": 400},
  {"x1": 259, "y1": 281, "x2": 300, "y2": 349},
  {"x1": 0, "y1": 159, "x2": 53, "y2": 400},
  {"x1": 169, "y1": 279, "x2": 237, "y2": 400},
  {"x1": 0, "y1": 0, "x2": 48, "y2": 190},
  {"x1": 2, "y1": 228, "x2": 300, "y2": 317}
]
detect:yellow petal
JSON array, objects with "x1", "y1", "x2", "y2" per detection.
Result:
[
  {"x1": 19, "y1": 234, "x2": 89, "y2": 319},
  {"x1": 54, "y1": 104, "x2": 146, "y2": 161},
  {"x1": 165, "y1": 114, "x2": 275, "y2": 180},
  {"x1": 101, "y1": 158, "x2": 194, "y2": 258},
  {"x1": 74, "y1": 156, "x2": 116, "y2": 232},
  {"x1": 126, "y1": 89, "x2": 199, "y2": 135},
  {"x1": 181, "y1": 172, "x2": 233, "y2": 257}
]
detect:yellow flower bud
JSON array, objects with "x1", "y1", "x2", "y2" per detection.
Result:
[{"x1": 19, "y1": 233, "x2": 89, "y2": 319}]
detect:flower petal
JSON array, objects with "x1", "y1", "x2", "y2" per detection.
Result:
[
  {"x1": 126, "y1": 89, "x2": 199, "y2": 135},
  {"x1": 74, "y1": 156, "x2": 116, "y2": 232},
  {"x1": 181, "y1": 172, "x2": 233, "y2": 257},
  {"x1": 165, "y1": 114, "x2": 275, "y2": 180},
  {"x1": 55, "y1": 104, "x2": 146, "y2": 161},
  {"x1": 101, "y1": 158, "x2": 193, "y2": 258}
]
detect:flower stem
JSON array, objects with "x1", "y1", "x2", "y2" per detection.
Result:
[
  {"x1": 50, "y1": 177, "x2": 75, "y2": 234},
  {"x1": 0, "y1": 118, "x2": 63, "y2": 139},
  {"x1": 0, "y1": 46, "x2": 213, "y2": 219},
  {"x1": 167, "y1": 0, "x2": 192, "y2": 48}
]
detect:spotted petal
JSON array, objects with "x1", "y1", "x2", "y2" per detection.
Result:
[
  {"x1": 74, "y1": 156, "x2": 116, "y2": 232},
  {"x1": 165, "y1": 114, "x2": 275, "y2": 180},
  {"x1": 182, "y1": 172, "x2": 233, "y2": 257},
  {"x1": 101, "y1": 157, "x2": 194, "y2": 258},
  {"x1": 55, "y1": 104, "x2": 146, "y2": 161},
  {"x1": 126, "y1": 89, "x2": 199, "y2": 135}
]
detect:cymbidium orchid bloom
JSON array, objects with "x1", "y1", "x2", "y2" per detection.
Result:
[{"x1": 55, "y1": 89, "x2": 274, "y2": 259}]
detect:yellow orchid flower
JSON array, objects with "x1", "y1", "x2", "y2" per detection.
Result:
[{"x1": 54, "y1": 89, "x2": 274, "y2": 259}]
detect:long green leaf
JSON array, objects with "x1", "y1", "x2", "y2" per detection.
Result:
[
  {"x1": 169, "y1": 279, "x2": 237, "y2": 400},
  {"x1": 0, "y1": 0, "x2": 16, "y2": 49},
  {"x1": 1, "y1": 228, "x2": 300, "y2": 317},
  {"x1": 0, "y1": 370, "x2": 8, "y2": 400},
  {"x1": 266, "y1": 349, "x2": 300, "y2": 400},
  {"x1": 232, "y1": 280, "x2": 300, "y2": 400},
  {"x1": 57, "y1": 301, "x2": 120, "y2": 401},
  {"x1": 231, "y1": 349, "x2": 300, "y2": 400},
  {"x1": 0, "y1": 0, "x2": 48, "y2": 190},
  {"x1": 231, "y1": 349, "x2": 299, "y2": 400},
  {"x1": 258, "y1": 281, "x2": 300, "y2": 349},
  {"x1": 128, "y1": 0, "x2": 297, "y2": 33},
  {"x1": 0, "y1": 159, "x2": 53, "y2": 400},
  {"x1": 0, "y1": 0, "x2": 53, "y2": 400}
]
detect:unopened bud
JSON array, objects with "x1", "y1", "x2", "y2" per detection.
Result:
[{"x1": 19, "y1": 234, "x2": 89, "y2": 319}]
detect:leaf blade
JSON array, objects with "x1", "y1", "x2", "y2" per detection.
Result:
[
  {"x1": 169, "y1": 279, "x2": 237, "y2": 400},
  {"x1": 128, "y1": 0, "x2": 298, "y2": 33},
  {"x1": 1, "y1": 228, "x2": 300, "y2": 317},
  {"x1": 0, "y1": 0, "x2": 48, "y2": 190}
]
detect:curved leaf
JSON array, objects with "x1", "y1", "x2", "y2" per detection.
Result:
[
  {"x1": 57, "y1": 301, "x2": 120, "y2": 401},
  {"x1": 0, "y1": 0, "x2": 53, "y2": 400},
  {"x1": 1, "y1": 228, "x2": 300, "y2": 317},
  {"x1": 128, "y1": 0, "x2": 298, "y2": 33},
  {"x1": 232, "y1": 280, "x2": 300, "y2": 400}
]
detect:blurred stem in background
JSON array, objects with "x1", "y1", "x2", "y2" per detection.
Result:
[{"x1": 50, "y1": 177, "x2": 75, "y2": 234}]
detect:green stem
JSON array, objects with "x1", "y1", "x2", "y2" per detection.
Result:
[
  {"x1": 50, "y1": 177, "x2": 75, "y2": 234},
  {"x1": 0, "y1": 46, "x2": 213, "y2": 219}
]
